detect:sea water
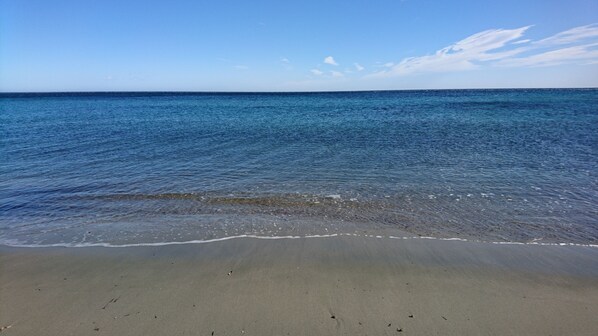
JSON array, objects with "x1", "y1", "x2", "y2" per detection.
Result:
[{"x1": 1, "y1": 90, "x2": 597, "y2": 246}]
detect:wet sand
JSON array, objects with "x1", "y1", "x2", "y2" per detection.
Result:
[{"x1": 1, "y1": 236, "x2": 597, "y2": 335}]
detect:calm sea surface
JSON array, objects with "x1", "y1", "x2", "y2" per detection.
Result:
[{"x1": 1, "y1": 90, "x2": 597, "y2": 246}]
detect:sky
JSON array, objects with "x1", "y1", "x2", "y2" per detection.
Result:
[{"x1": 1, "y1": 0, "x2": 598, "y2": 92}]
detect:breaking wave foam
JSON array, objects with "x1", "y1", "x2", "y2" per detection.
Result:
[{"x1": 1, "y1": 233, "x2": 597, "y2": 249}]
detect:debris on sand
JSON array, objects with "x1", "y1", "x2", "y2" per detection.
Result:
[{"x1": 101, "y1": 296, "x2": 121, "y2": 310}]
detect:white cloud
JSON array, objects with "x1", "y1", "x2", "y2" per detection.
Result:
[
  {"x1": 370, "y1": 24, "x2": 598, "y2": 78},
  {"x1": 497, "y1": 43, "x2": 598, "y2": 67},
  {"x1": 354, "y1": 63, "x2": 365, "y2": 71},
  {"x1": 234, "y1": 65, "x2": 249, "y2": 70},
  {"x1": 310, "y1": 69, "x2": 323, "y2": 76},
  {"x1": 324, "y1": 56, "x2": 339, "y2": 66},
  {"x1": 280, "y1": 58, "x2": 292, "y2": 70},
  {"x1": 331, "y1": 71, "x2": 344, "y2": 78},
  {"x1": 376, "y1": 26, "x2": 531, "y2": 76},
  {"x1": 535, "y1": 24, "x2": 598, "y2": 45},
  {"x1": 513, "y1": 39, "x2": 531, "y2": 44}
]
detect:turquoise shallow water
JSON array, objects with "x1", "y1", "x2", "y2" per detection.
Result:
[{"x1": 1, "y1": 90, "x2": 597, "y2": 245}]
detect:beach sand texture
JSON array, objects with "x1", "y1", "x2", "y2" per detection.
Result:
[{"x1": 1, "y1": 236, "x2": 597, "y2": 335}]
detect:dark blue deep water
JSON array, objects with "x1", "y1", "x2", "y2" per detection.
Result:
[{"x1": 1, "y1": 90, "x2": 597, "y2": 245}]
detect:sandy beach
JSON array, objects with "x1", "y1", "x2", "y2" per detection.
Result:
[{"x1": 1, "y1": 236, "x2": 597, "y2": 335}]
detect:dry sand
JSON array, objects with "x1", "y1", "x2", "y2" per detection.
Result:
[{"x1": 1, "y1": 236, "x2": 597, "y2": 335}]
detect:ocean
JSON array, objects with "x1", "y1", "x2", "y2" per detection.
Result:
[{"x1": 1, "y1": 89, "x2": 597, "y2": 246}]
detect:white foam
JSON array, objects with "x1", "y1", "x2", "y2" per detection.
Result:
[
  {"x1": 0, "y1": 234, "x2": 339, "y2": 248},
  {"x1": 1, "y1": 233, "x2": 597, "y2": 249}
]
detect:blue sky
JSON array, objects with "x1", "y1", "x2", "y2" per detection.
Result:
[{"x1": 1, "y1": 0, "x2": 598, "y2": 91}]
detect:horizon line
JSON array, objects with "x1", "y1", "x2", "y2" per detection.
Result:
[{"x1": 1, "y1": 86, "x2": 597, "y2": 95}]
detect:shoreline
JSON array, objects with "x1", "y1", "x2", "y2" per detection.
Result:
[
  {"x1": 2, "y1": 236, "x2": 597, "y2": 335},
  {"x1": 2, "y1": 231, "x2": 597, "y2": 249}
]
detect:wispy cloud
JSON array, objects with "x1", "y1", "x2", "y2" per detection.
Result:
[
  {"x1": 512, "y1": 39, "x2": 531, "y2": 45},
  {"x1": 535, "y1": 24, "x2": 598, "y2": 45},
  {"x1": 310, "y1": 69, "x2": 323, "y2": 76},
  {"x1": 330, "y1": 70, "x2": 344, "y2": 78},
  {"x1": 370, "y1": 24, "x2": 598, "y2": 77},
  {"x1": 280, "y1": 57, "x2": 293, "y2": 70},
  {"x1": 497, "y1": 43, "x2": 598, "y2": 67},
  {"x1": 324, "y1": 56, "x2": 339, "y2": 66},
  {"x1": 234, "y1": 65, "x2": 249, "y2": 70},
  {"x1": 354, "y1": 63, "x2": 365, "y2": 71}
]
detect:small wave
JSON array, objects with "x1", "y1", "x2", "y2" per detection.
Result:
[
  {"x1": 78, "y1": 192, "x2": 347, "y2": 207},
  {"x1": 386, "y1": 235, "x2": 598, "y2": 247},
  {"x1": 1, "y1": 233, "x2": 596, "y2": 249}
]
